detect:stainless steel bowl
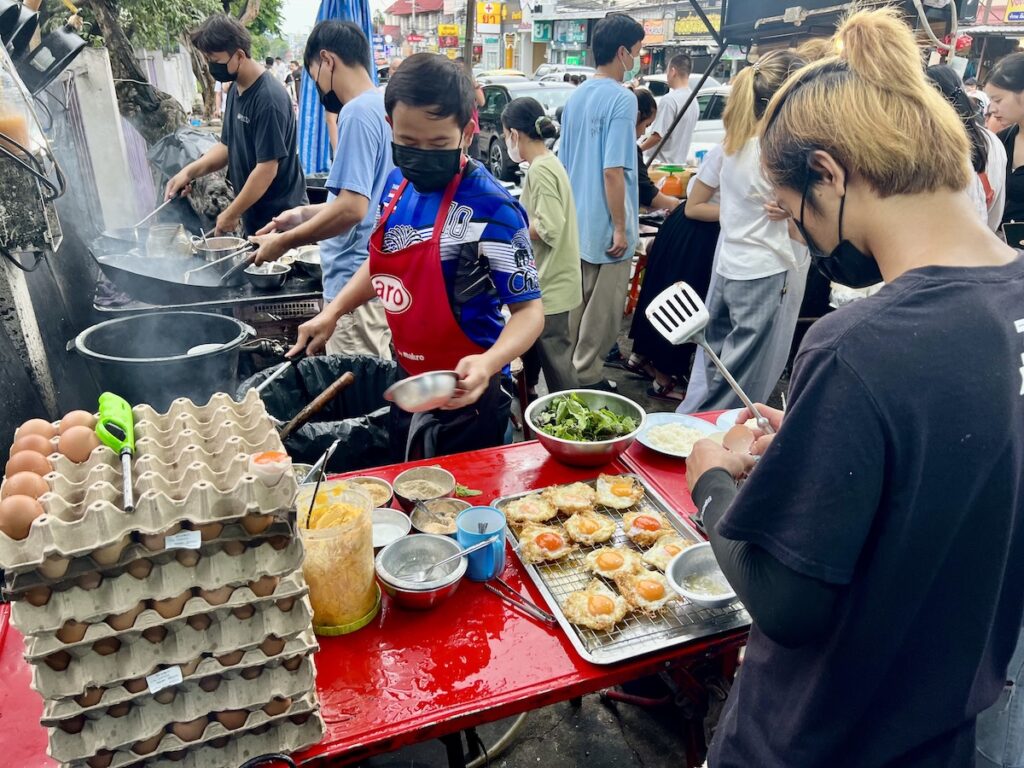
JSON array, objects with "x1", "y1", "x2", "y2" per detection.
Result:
[
  {"x1": 410, "y1": 497, "x2": 470, "y2": 536},
  {"x1": 289, "y1": 246, "x2": 323, "y2": 281},
  {"x1": 383, "y1": 371, "x2": 460, "y2": 413},
  {"x1": 347, "y1": 476, "x2": 395, "y2": 508},
  {"x1": 393, "y1": 466, "x2": 456, "y2": 512},
  {"x1": 192, "y1": 235, "x2": 248, "y2": 262},
  {"x1": 375, "y1": 533, "x2": 466, "y2": 609},
  {"x1": 525, "y1": 389, "x2": 647, "y2": 467},
  {"x1": 666, "y1": 542, "x2": 737, "y2": 608},
  {"x1": 244, "y1": 262, "x2": 290, "y2": 290}
]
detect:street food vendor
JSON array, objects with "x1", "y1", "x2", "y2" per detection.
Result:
[
  {"x1": 248, "y1": 21, "x2": 394, "y2": 360},
  {"x1": 288, "y1": 53, "x2": 544, "y2": 458},
  {"x1": 164, "y1": 14, "x2": 307, "y2": 236},
  {"x1": 684, "y1": 10, "x2": 1024, "y2": 767}
]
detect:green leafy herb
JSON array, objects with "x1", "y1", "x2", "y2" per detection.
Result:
[
  {"x1": 534, "y1": 393, "x2": 639, "y2": 442},
  {"x1": 456, "y1": 483, "x2": 482, "y2": 497}
]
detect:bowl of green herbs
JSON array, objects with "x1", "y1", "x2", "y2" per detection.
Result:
[{"x1": 526, "y1": 390, "x2": 646, "y2": 467}]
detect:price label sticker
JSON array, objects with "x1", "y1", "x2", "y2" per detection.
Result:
[
  {"x1": 146, "y1": 666, "x2": 183, "y2": 694},
  {"x1": 165, "y1": 530, "x2": 202, "y2": 550}
]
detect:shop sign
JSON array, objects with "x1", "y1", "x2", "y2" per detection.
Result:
[
  {"x1": 406, "y1": 33, "x2": 425, "y2": 42},
  {"x1": 439, "y1": 35, "x2": 460, "y2": 47},
  {"x1": 565, "y1": 55, "x2": 581, "y2": 65},
  {"x1": 478, "y1": 2, "x2": 503, "y2": 33},
  {"x1": 643, "y1": 18, "x2": 666, "y2": 44},
  {"x1": 674, "y1": 10, "x2": 721, "y2": 36},
  {"x1": 554, "y1": 19, "x2": 587, "y2": 45},
  {"x1": 438, "y1": 23, "x2": 459, "y2": 36},
  {"x1": 1009, "y1": 0, "x2": 1024, "y2": 21},
  {"x1": 533, "y1": 20, "x2": 553, "y2": 43}
]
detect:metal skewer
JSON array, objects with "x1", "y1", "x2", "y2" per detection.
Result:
[{"x1": 131, "y1": 197, "x2": 175, "y2": 229}]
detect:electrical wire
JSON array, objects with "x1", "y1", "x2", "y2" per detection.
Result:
[{"x1": 912, "y1": 0, "x2": 958, "y2": 54}]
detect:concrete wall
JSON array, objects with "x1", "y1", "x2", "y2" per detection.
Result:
[{"x1": 136, "y1": 47, "x2": 197, "y2": 113}]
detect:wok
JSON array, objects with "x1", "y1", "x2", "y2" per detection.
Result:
[{"x1": 91, "y1": 251, "x2": 253, "y2": 305}]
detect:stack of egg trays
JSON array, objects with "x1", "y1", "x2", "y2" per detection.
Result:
[{"x1": 0, "y1": 390, "x2": 325, "y2": 768}]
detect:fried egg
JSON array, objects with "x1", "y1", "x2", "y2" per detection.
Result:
[
  {"x1": 614, "y1": 569, "x2": 677, "y2": 613},
  {"x1": 583, "y1": 547, "x2": 643, "y2": 579},
  {"x1": 541, "y1": 482, "x2": 596, "y2": 515},
  {"x1": 504, "y1": 494, "x2": 558, "y2": 526},
  {"x1": 595, "y1": 474, "x2": 644, "y2": 509},
  {"x1": 562, "y1": 579, "x2": 629, "y2": 631},
  {"x1": 518, "y1": 524, "x2": 576, "y2": 563},
  {"x1": 563, "y1": 510, "x2": 617, "y2": 546},
  {"x1": 641, "y1": 535, "x2": 695, "y2": 571},
  {"x1": 622, "y1": 510, "x2": 673, "y2": 547}
]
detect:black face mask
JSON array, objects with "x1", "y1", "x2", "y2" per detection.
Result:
[
  {"x1": 208, "y1": 55, "x2": 238, "y2": 83},
  {"x1": 391, "y1": 142, "x2": 462, "y2": 193},
  {"x1": 315, "y1": 64, "x2": 342, "y2": 113},
  {"x1": 795, "y1": 177, "x2": 883, "y2": 289}
]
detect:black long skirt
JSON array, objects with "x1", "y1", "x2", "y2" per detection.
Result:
[{"x1": 628, "y1": 206, "x2": 720, "y2": 379}]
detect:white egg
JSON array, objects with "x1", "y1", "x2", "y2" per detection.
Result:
[{"x1": 583, "y1": 547, "x2": 643, "y2": 579}]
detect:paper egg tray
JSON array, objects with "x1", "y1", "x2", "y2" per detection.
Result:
[
  {"x1": 42, "y1": 630, "x2": 319, "y2": 722},
  {"x1": 63, "y1": 692, "x2": 323, "y2": 768},
  {"x1": 31, "y1": 596, "x2": 313, "y2": 699},
  {"x1": 47, "y1": 656, "x2": 316, "y2": 762},
  {"x1": 13, "y1": 537, "x2": 304, "y2": 635},
  {"x1": 132, "y1": 389, "x2": 269, "y2": 433}
]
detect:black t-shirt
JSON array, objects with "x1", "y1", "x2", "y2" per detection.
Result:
[
  {"x1": 708, "y1": 256, "x2": 1024, "y2": 768},
  {"x1": 221, "y1": 72, "x2": 307, "y2": 234},
  {"x1": 998, "y1": 124, "x2": 1024, "y2": 225}
]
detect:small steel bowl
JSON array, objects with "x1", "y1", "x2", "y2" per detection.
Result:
[
  {"x1": 375, "y1": 534, "x2": 466, "y2": 609},
  {"x1": 393, "y1": 466, "x2": 456, "y2": 513},
  {"x1": 410, "y1": 497, "x2": 471, "y2": 537},
  {"x1": 245, "y1": 263, "x2": 290, "y2": 290},
  {"x1": 289, "y1": 246, "x2": 322, "y2": 280},
  {"x1": 383, "y1": 371, "x2": 460, "y2": 413},
  {"x1": 666, "y1": 542, "x2": 737, "y2": 609},
  {"x1": 346, "y1": 476, "x2": 395, "y2": 508},
  {"x1": 525, "y1": 389, "x2": 647, "y2": 468},
  {"x1": 372, "y1": 507, "x2": 411, "y2": 549}
]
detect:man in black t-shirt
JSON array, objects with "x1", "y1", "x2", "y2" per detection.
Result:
[{"x1": 165, "y1": 15, "x2": 307, "y2": 235}]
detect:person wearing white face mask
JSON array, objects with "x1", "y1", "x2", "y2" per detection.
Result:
[{"x1": 502, "y1": 97, "x2": 581, "y2": 394}]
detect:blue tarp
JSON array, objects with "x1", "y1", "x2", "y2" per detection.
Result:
[{"x1": 298, "y1": 0, "x2": 377, "y2": 174}]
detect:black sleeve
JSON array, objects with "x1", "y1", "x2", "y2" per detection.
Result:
[
  {"x1": 693, "y1": 468, "x2": 840, "y2": 648},
  {"x1": 637, "y1": 147, "x2": 658, "y2": 208},
  {"x1": 253, "y1": 90, "x2": 290, "y2": 164}
]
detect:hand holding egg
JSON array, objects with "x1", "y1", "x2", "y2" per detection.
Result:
[{"x1": 685, "y1": 439, "x2": 757, "y2": 494}]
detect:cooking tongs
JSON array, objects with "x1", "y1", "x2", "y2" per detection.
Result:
[
  {"x1": 182, "y1": 243, "x2": 255, "y2": 284},
  {"x1": 485, "y1": 577, "x2": 557, "y2": 627}
]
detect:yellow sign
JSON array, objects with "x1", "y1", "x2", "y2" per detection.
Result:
[
  {"x1": 438, "y1": 23, "x2": 459, "y2": 36},
  {"x1": 477, "y1": 1, "x2": 503, "y2": 29},
  {"x1": 1009, "y1": 0, "x2": 1024, "y2": 21},
  {"x1": 674, "y1": 12, "x2": 720, "y2": 37}
]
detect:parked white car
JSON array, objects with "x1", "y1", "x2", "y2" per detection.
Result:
[{"x1": 637, "y1": 81, "x2": 730, "y2": 159}]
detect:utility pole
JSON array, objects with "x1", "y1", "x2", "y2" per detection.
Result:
[{"x1": 463, "y1": 0, "x2": 476, "y2": 67}]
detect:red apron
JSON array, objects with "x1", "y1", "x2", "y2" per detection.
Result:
[{"x1": 368, "y1": 172, "x2": 487, "y2": 376}]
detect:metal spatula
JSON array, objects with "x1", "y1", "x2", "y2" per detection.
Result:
[{"x1": 645, "y1": 282, "x2": 774, "y2": 434}]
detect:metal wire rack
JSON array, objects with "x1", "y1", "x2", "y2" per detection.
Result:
[{"x1": 495, "y1": 475, "x2": 750, "y2": 665}]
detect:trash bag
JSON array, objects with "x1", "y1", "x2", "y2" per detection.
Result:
[
  {"x1": 147, "y1": 128, "x2": 234, "y2": 234},
  {"x1": 238, "y1": 355, "x2": 399, "y2": 474}
]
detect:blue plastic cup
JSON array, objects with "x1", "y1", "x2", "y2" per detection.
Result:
[{"x1": 455, "y1": 506, "x2": 506, "y2": 582}]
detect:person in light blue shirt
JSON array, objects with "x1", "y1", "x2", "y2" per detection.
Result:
[
  {"x1": 249, "y1": 20, "x2": 395, "y2": 359},
  {"x1": 559, "y1": 13, "x2": 644, "y2": 388}
]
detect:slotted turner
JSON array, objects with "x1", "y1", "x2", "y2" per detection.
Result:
[{"x1": 646, "y1": 281, "x2": 775, "y2": 434}]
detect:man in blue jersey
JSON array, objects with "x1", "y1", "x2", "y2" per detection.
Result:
[{"x1": 289, "y1": 53, "x2": 544, "y2": 458}]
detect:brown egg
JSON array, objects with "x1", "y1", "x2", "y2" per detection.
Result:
[
  {"x1": 59, "y1": 410, "x2": 96, "y2": 433},
  {"x1": 106, "y1": 702, "x2": 131, "y2": 718},
  {"x1": 1, "y1": 471, "x2": 48, "y2": 500},
  {"x1": 196, "y1": 521, "x2": 223, "y2": 541},
  {"x1": 44, "y1": 651, "x2": 71, "y2": 671},
  {"x1": 123, "y1": 677, "x2": 148, "y2": 694},
  {"x1": 267, "y1": 535, "x2": 290, "y2": 550},
  {"x1": 105, "y1": 602, "x2": 145, "y2": 632},
  {"x1": 76, "y1": 572, "x2": 102, "y2": 591},
  {"x1": 165, "y1": 749, "x2": 188, "y2": 762},
  {"x1": 241, "y1": 514, "x2": 273, "y2": 535},
  {"x1": 249, "y1": 575, "x2": 279, "y2": 598},
  {"x1": 56, "y1": 619, "x2": 89, "y2": 644},
  {"x1": 58, "y1": 426, "x2": 101, "y2": 464},
  {"x1": 723, "y1": 424, "x2": 755, "y2": 454},
  {"x1": 126, "y1": 559, "x2": 153, "y2": 579},
  {"x1": 198, "y1": 675, "x2": 222, "y2": 693},
  {"x1": 282, "y1": 655, "x2": 302, "y2": 671},
  {"x1": 214, "y1": 709, "x2": 249, "y2": 730},
  {"x1": 187, "y1": 614, "x2": 211, "y2": 631},
  {"x1": 92, "y1": 637, "x2": 121, "y2": 656},
  {"x1": 10, "y1": 433, "x2": 54, "y2": 457},
  {"x1": 0, "y1": 495, "x2": 44, "y2": 540},
  {"x1": 198, "y1": 585, "x2": 234, "y2": 606},
  {"x1": 23, "y1": 584, "x2": 51, "y2": 607},
  {"x1": 92, "y1": 535, "x2": 129, "y2": 566},
  {"x1": 131, "y1": 732, "x2": 164, "y2": 755},
  {"x1": 38, "y1": 557, "x2": 69, "y2": 579},
  {"x1": 250, "y1": 723, "x2": 272, "y2": 736},
  {"x1": 209, "y1": 736, "x2": 230, "y2": 749},
  {"x1": 259, "y1": 635, "x2": 286, "y2": 657},
  {"x1": 179, "y1": 657, "x2": 201, "y2": 677},
  {"x1": 240, "y1": 666, "x2": 263, "y2": 681},
  {"x1": 152, "y1": 589, "x2": 192, "y2": 619},
  {"x1": 175, "y1": 549, "x2": 200, "y2": 567},
  {"x1": 154, "y1": 688, "x2": 177, "y2": 704},
  {"x1": 232, "y1": 605, "x2": 255, "y2": 620},
  {"x1": 276, "y1": 597, "x2": 297, "y2": 613},
  {"x1": 171, "y1": 716, "x2": 208, "y2": 742},
  {"x1": 75, "y1": 687, "x2": 103, "y2": 707},
  {"x1": 216, "y1": 650, "x2": 244, "y2": 667},
  {"x1": 289, "y1": 712, "x2": 311, "y2": 725},
  {"x1": 262, "y1": 696, "x2": 292, "y2": 717},
  {"x1": 18, "y1": 418, "x2": 57, "y2": 440},
  {"x1": 57, "y1": 715, "x2": 86, "y2": 734},
  {"x1": 4, "y1": 450, "x2": 52, "y2": 477},
  {"x1": 87, "y1": 749, "x2": 114, "y2": 768},
  {"x1": 142, "y1": 626, "x2": 168, "y2": 644},
  {"x1": 221, "y1": 539, "x2": 246, "y2": 556}
]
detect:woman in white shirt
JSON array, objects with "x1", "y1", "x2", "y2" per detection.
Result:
[{"x1": 683, "y1": 50, "x2": 810, "y2": 412}]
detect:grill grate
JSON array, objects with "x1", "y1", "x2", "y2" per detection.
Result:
[{"x1": 496, "y1": 475, "x2": 749, "y2": 664}]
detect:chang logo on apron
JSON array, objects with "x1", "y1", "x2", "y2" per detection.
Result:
[{"x1": 372, "y1": 274, "x2": 412, "y2": 314}]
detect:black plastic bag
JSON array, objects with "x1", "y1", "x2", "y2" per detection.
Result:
[
  {"x1": 147, "y1": 128, "x2": 234, "y2": 233},
  {"x1": 238, "y1": 355, "x2": 399, "y2": 473}
]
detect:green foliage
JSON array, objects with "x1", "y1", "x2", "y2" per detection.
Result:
[
  {"x1": 534, "y1": 394, "x2": 639, "y2": 442},
  {"x1": 252, "y1": 34, "x2": 290, "y2": 61}
]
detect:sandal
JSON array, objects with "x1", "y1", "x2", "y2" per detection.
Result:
[
  {"x1": 647, "y1": 381, "x2": 685, "y2": 402},
  {"x1": 606, "y1": 354, "x2": 655, "y2": 380}
]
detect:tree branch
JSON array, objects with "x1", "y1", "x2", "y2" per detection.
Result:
[{"x1": 237, "y1": 0, "x2": 261, "y2": 26}]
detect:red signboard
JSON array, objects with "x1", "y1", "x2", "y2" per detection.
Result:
[
  {"x1": 439, "y1": 34, "x2": 459, "y2": 47},
  {"x1": 406, "y1": 33, "x2": 425, "y2": 42}
]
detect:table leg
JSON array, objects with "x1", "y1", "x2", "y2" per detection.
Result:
[
  {"x1": 440, "y1": 731, "x2": 467, "y2": 768},
  {"x1": 464, "y1": 727, "x2": 483, "y2": 761}
]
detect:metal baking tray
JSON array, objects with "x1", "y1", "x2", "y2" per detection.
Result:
[{"x1": 494, "y1": 474, "x2": 750, "y2": 665}]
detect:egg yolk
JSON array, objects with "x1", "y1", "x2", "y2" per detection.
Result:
[
  {"x1": 664, "y1": 544, "x2": 682, "y2": 556},
  {"x1": 535, "y1": 532, "x2": 564, "y2": 551},
  {"x1": 577, "y1": 518, "x2": 599, "y2": 534},
  {"x1": 611, "y1": 480, "x2": 634, "y2": 497},
  {"x1": 252, "y1": 451, "x2": 288, "y2": 464},
  {"x1": 596, "y1": 551, "x2": 624, "y2": 569},
  {"x1": 633, "y1": 515, "x2": 662, "y2": 531},
  {"x1": 637, "y1": 580, "x2": 665, "y2": 601},
  {"x1": 588, "y1": 595, "x2": 615, "y2": 615}
]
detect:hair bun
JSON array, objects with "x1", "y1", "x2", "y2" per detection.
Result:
[{"x1": 535, "y1": 114, "x2": 559, "y2": 139}]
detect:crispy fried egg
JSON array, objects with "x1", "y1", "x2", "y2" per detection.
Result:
[
  {"x1": 595, "y1": 474, "x2": 644, "y2": 509},
  {"x1": 622, "y1": 510, "x2": 672, "y2": 547},
  {"x1": 614, "y1": 569, "x2": 676, "y2": 613},
  {"x1": 504, "y1": 494, "x2": 558, "y2": 526},
  {"x1": 562, "y1": 579, "x2": 629, "y2": 631},
  {"x1": 541, "y1": 482, "x2": 596, "y2": 515},
  {"x1": 563, "y1": 510, "x2": 617, "y2": 546},
  {"x1": 583, "y1": 547, "x2": 643, "y2": 579},
  {"x1": 641, "y1": 535, "x2": 695, "y2": 571},
  {"x1": 518, "y1": 524, "x2": 576, "y2": 563}
]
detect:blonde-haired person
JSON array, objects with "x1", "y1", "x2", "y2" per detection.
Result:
[
  {"x1": 684, "y1": 8, "x2": 1024, "y2": 768},
  {"x1": 679, "y1": 49, "x2": 809, "y2": 413}
]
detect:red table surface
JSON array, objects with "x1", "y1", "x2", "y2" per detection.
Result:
[{"x1": 0, "y1": 436, "x2": 745, "y2": 768}]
